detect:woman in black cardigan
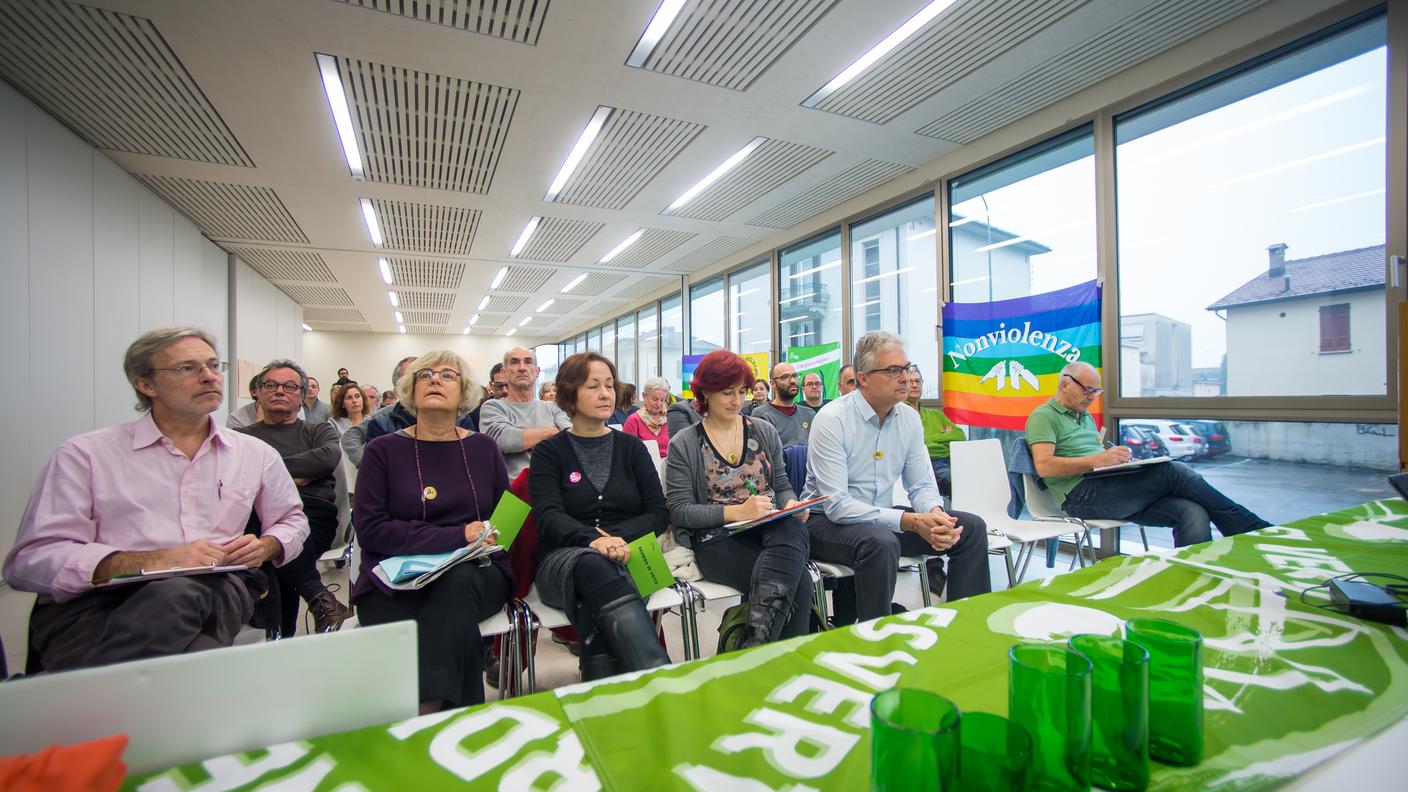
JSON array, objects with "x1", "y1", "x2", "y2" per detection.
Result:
[{"x1": 530, "y1": 352, "x2": 671, "y2": 681}]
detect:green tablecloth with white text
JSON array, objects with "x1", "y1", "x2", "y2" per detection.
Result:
[{"x1": 128, "y1": 499, "x2": 1408, "y2": 791}]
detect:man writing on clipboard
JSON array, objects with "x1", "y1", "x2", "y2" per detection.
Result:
[{"x1": 1026, "y1": 361, "x2": 1270, "y2": 548}]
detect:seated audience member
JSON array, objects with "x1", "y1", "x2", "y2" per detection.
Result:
[
  {"x1": 666, "y1": 351, "x2": 811, "y2": 646},
  {"x1": 530, "y1": 353, "x2": 671, "y2": 680},
  {"x1": 236, "y1": 360, "x2": 351, "y2": 635},
  {"x1": 838, "y1": 364, "x2": 857, "y2": 396},
  {"x1": 801, "y1": 372, "x2": 827, "y2": 410},
  {"x1": 380, "y1": 390, "x2": 397, "y2": 409},
  {"x1": 366, "y1": 355, "x2": 475, "y2": 444},
  {"x1": 354, "y1": 351, "x2": 511, "y2": 711},
  {"x1": 480, "y1": 347, "x2": 572, "y2": 479},
  {"x1": 225, "y1": 373, "x2": 266, "y2": 429},
  {"x1": 903, "y1": 368, "x2": 964, "y2": 500},
  {"x1": 302, "y1": 376, "x2": 330, "y2": 425},
  {"x1": 362, "y1": 384, "x2": 378, "y2": 408},
  {"x1": 3, "y1": 327, "x2": 307, "y2": 672},
  {"x1": 801, "y1": 332, "x2": 990, "y2": 621},
  {"x1": 742, "y1": 379, "x2": 769, "y2": 416},
  {"x1": 609, "y1": 382, "x2": 637, "y2": 426},
  {"x1": 470, "y1": 363, "x2": 508, "y2": 431},
  {"x1": 329, "y1": 381, "x2": 367, "y2": 484},
  {"x1": 622, "y1": 377, "x2": 671, "y2": 457},
  {"x1": 667, "y1": 393, "x2": 702, "y2": 436},
  {"x1": 751, "y1": 362, "x2": 816, "y2": 447},
  {"x1": 539, "y1": 381, "x2": 556, "y2": 402},
  {"x1": 334, "y1": 368, "x2": 353, "y2": 387},
  {"x1": 1027, "y1": 362, "x2": 1271, "y2": 546}
]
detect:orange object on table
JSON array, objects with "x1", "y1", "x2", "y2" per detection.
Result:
[{"x1": 0, "y1": 733, "x2": 128, "y2": 792}]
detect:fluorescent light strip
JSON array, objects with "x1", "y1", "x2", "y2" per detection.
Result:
[
  {"x1": 778, "y1": 292, "x2": 815, "y2": 305},
  {"x1": 952, "y1": 275, "x2": 990, "y2": 286},
  {"x1": 626, "y1": 0, "x2": 687, "y2": 67},
  {"x1": 600, "y1": 230, "x2": 644, "y2": 263},
  {"x1": 491, "y1": 266, "x2": 509, "y2": 289},
  {"x1": 1289, "y1": 188, "x2": 1385, "y2": 213},
  {"x1": 732, "y1": 288, "x2": 759, "y2": 299},
  {"x1": 853, "y1": 266, "x2": 914, "y2": 285},
  {"x1": 463, "y1": 328, "x2": 471, "y2": 335},
  {"x1": 668, "y1": 137, "x2": 766, "y2": 211},
  {"x1": 777, "y1": 315, "x2": 810, "y2": 325},
  {"x1": 378, "y1": 258, "x2": 392, "y2": 284},
  {"x1": 787, "y1": 260, "x2": 841, "y2": 280},
  {"x1": 545, "y1": 106, "x2": 613, "y2": 201},
  {"x1": 398, "y1": 325, "x2": 406, "y2": 334},
  {"x1": 948, "y1": 216, "x2": 983, "y2": 228},
  {"x1": 519, "y1": 317, "x2": 532, "y2": 327},
  {"x1": 1209, "y1": 137, "x2": 1385, "y2": 190},
  {"x1": 907, "y1": 229, "x2": 936, "y2": 241},
  {"x1": 510, "y1": 219, "x2": 540, "y2": 258},
  {"x1": 469, "y1": 314, "x2": 480, "y2": 325},
  {"x1": 301, "y1": 323, "x2": 312, "y2": 331},
  {"x1": 506, "y1": 328, "x2": 517, "y2": 336},
  {"x1": 360, "y1": 198, "x2": 383, "y2": 246},
  {"x1": 387, "y1": 291, "x2": 399, "y2": 307},
  {"x1": 562, "y1": 273, "x2": 589, "y2": 293},
  {"x1": 801, "y1": 0, "x2": 957, "y2": 107},
  {"x1": 536, "y1": 299, "x2": 555, "y2": 313},
  {"x1": 314, "y1": 53, "x2": 364, "y2": 179},
  {"x1": 854, "y1": 299, "x2": 881, "y2": 309},
  {"x1": 478, "y1": 295, "x2": 491, "y2": 311},
  {"x1": 974, "y1": 236, "x2": 1033, "y2": 254},
  {"x1": 394, "y1": 311, "x2": 403, "y2": 324}
]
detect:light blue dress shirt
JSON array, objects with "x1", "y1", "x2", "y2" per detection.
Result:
[{"x1": 799, "y1": 390, "x2": 943, "y2": 531}]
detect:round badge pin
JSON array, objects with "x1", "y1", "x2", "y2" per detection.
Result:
[
  {"x1": 569, "y1": 471, "x2": 582, "y2": 484},
  {"x1": 873, "y1": 450, "x2": 884, "y2": 460},
  {"x1": 422, "y1": 486, "x2": 438, "y2": 501},
  {"x1": 802, "y1": 421, "x2": 810, "y2": 429}
]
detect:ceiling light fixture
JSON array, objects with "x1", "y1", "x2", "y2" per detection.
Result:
[
  {"x1": 491, "y1": 266, "x2": 509, "y2": 289},
  {"x1": 506, "y1": 328, "x2": 517, "y2": 337},
  {"x1": 600, "y1": 230, "x2": 644, "y2": 262},
  {"x1": 537, "y1": 299, "x2": 555, "y2": 313},
  {"x1": 561, "y1": 272, "x2": 589, "y2": 293},
  {"x1": 314, "y1": 53, "x2": 364, "y2": 179},
  {"x1": 853, "y1": 266, "x2": 915, "y2": 285},
  {"x1": 626, "y1": 0, "x2": 687, "y2": 67},
  {"x1": 463, "y1": 328, "x2": 471, "y2": 335},
  {"x1": 378, "y1": 258, "x2": 392, "y2": 284},
  {"x1": 510, "y1": 219, "x2": 540, "y2": 257},
  {"x1": 469, "y1": 314, "x2": 480, "y2": 325},
  {"x1": 801, "y1": 0, "x2": 957, "y2": 108},
  {"x1": 478, "y1": 295, "x2": 491, "y2": 311},
  {"x1": 545, "y1": 106, "x2": 613, "y2": 201},
  {"x1": 388, "y1": 291, "x2": 399, "y2": 307},
  {"x1": 398, "y1": 325, "x2": 406, "y2": 334},
  {"x1": 301, "y1": 323, "x2": 312, "y2": 332},
  {"x1": 519, "y1": 317, "x2": 532, "y2": 327},
  {"x1": 394, "y1": 311, "x2": 404, "y2": 324},
  {"x1": 359, "y1": 198, "x2": 383, "y2": 246},
  {"x1": 907, "y1": 229, "x2": 937, "y2": 241},
  {"x1": 667, "y1": 137, "x2": 767, "y2": 211}
]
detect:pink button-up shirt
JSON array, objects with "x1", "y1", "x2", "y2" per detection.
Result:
[{"x1": 3, "y1": 412, "x2": 308, "y2": 603}]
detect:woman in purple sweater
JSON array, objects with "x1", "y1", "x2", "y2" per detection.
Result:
[{"x1": 354, "y1": 351, "x2": 512, "y2": 712}]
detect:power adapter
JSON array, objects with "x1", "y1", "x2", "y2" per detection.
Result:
[{"x1": 1328, "y1": 579, "x2": 1407, "y2": 626}]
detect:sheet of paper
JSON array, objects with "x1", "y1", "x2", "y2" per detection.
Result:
[
  {"x1": 101, "y1": 564, "x2": 249, "y2": 587},
  {"x1": 1089, "y1": 456, "x2": 1171, "y2": 474},
  {"x1": 722, "y1": 495, "x2": 830, "y2": 530},
  {"x1": 625, "y1": 531, "x2": 675, "y2": 599},
  {"x1": 488, "y1": 491, "x2": 531, "y2": 550}
]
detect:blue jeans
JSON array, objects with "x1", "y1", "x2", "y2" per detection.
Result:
[{"x1": 1062, "y1": 461, "x2": 1270, "y2": 547}]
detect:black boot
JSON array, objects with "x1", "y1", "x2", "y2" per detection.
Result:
[
  {"x1": 740, "y1": 579, "x2": 797, "y2": 649},
  {"x1": 579, "y1": 650, "x2": 619, "y2": 681},
  {"x1": 596, "y1": 594, "x2": 671, "y2": 672}
]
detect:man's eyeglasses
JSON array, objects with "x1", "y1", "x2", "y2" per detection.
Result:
[
  {"x1": 490, "y1": 381, "x2": 509, "y2": 390},
  {"x1": 259, "y1": 381, "x2": 303, "y2": 394},
  {"x1": 415, "y1": 369, "x2": 461, "y2": 383},
  {"x1": 1062, "y1": 373, "x2": 1103, "y2": 397},
  {"x1": 866, "y1": 363, "x2": 918, "y2": 378},
  {"x1": 153, "y1": 360, "x2": 227, "y2": 378},
  {"x1": 772, "y1": 374, "x2": 798, "y2": 383}
]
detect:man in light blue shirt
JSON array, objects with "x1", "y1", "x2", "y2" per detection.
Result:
[{"x1": 800, "y1": 332, "x2": 989, "y2": 622}]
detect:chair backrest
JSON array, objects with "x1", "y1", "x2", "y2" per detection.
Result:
[
  {"x1": 782, "y1": 444, "x2": 808, "y2": 496},
  {"x1": 1022, "y1": 474, "x2": 1067, "y2": 519},
  {"x1": 0, "y1": 622, "x2": 416, "y2": 775},
  {"x1": 950, "y1": 439, "x2": 1013, "y2": 518},
  {"x1": 332, "y1": 454, "x2": 352, "y2": 548}
]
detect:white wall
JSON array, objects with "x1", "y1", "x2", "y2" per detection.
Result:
[
  {"x1": 301, "y1": 331, "x2": 554, "y2": 396},
  {"x1": 231, "y1": 258, "x2": 304, "y2": 408},
  {"x1": 1224, "y1": 290, "x2": 1387, "y2": 396}
]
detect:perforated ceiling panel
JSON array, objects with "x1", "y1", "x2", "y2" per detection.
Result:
[
  {"x1": 398, "y1": 291, "x2": 457, "y2": 310},
  {"x1": 278, "y1": 285, "x2": 355, "y2": 306},
  {"x1": 370, "y1": 199, "x2": 480, "y2": 254},
  {"x1": 663, "y1": 139, "x2": 832, "y2": 221},
  {"x1": 485, "y1": 294, "x2": 527, "y2": 313},
  {"x1": 634, "y1": 0, "x2": 840, "y2": 91},
  {"x1": 307, "y1": 322, "x2": 372, "y2": 332},
  {"x1": 303, "y1": 306, "x2": 366, "y2": 322},
  {"x1": 916, "y1": 0, "x2": 1267, "y2": 144},
  {"x1": 135, "y1": 176, "x2": 308, "y2": 243},
  {"x1": 553, "y1": 109, "x2": 704, "y2": 210},
  {"x1": 812, "y1": 0, "x2": 1087, "y2": 124},
  {"x1": 387, "y1": 258, "x2": 465, "y2": 290},
  {"x1": 661, "y1": 236, "x2": 756, "y2": 273},
  {"x1": 403, "y1": 310, "x2": 451, "y2": 324},
  {"x1": 569, "y1": 272, "x2": 628, "y2": 296},
  {"x1": 540, "y1": 297, "x2": 586, "y2": 315},
  {"x1": 0, "y1": 0, "x2": 254, "y2": 167},
  {"x1": 516, "y1": 216, "x2": 603, "y2": 262},
  {"x1": 333, "y1": 0, "x2": 551, "y2": 44},
  {"x1": 406, "y1": 324, "x2": 446, "y2": 334},
  {"x1": 499, "y1": 266, "x2": 554, "y2": 293},
  {"x1": 336, "y1": 55, "x2": 519, "y2": 193},
  {"x1": 607, "y1": 229, "x2": 697, "y2": 269},
  {"x1": 469, "y1": 327, "x2": 502, "y2": 336},
  {"x1": 475, "y1": 311, "x2": 511, "y2": 325},
  {"x1": 227, "y1": 247, "x2": 338, "y2": 283},
  {"x1": 618, "y1": 275, "x2": 678, "y2": 298},
  {"x1": 747, "y1": 159, "x2": 913, "y2": 228}
]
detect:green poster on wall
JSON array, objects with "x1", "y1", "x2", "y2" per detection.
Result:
[{"x1": 786, "y1": 342, "x2": 843, "y2": 401}]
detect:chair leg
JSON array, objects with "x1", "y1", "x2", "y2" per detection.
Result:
[
  {"x1": 1003, "y1": 548, "x2": 1016, "y2": 588},
  {"x1": 1015, "y1": 543, "x2": 1036, "y2": 584},
  {"x1": 674, "y1": 581, "x2": 699, "y2": 662},
  {"x1": 521, "y1": 605, "x2": 539, "y2": 696},
  {"x1": 1139, "y1": 526, "x2": 1149, "y2": 552},
  {"x1": 916, "y1": 559, "x2": 933, "y2": 608},
  {"x1": 807, "y1": 561, "x2": 829, "y2": 628}
]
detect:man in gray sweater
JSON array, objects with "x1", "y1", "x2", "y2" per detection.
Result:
[
  {"x1": 751, "y1": 361, "x2": 816, "y2": 447},
  {"x1": 479, "y1": 347, "x2": 571, "y2": 479}
]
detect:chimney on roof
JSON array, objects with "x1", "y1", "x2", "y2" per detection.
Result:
[{"x1": 1268, "y1": 243, "x2": 1288, "y2": 277}]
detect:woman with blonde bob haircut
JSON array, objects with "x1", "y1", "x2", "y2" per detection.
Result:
[{"x1": 354, "y1": 350, "x2": 512, "y2": 712}]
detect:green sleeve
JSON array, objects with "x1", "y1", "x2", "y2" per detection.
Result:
[{"x1": 1026, "y1": 407, "x2": 1058, "y2": 447}]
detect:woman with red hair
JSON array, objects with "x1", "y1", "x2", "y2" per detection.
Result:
[{"x1": 665, "y1": 350, "x2": 811, "y2": 647}]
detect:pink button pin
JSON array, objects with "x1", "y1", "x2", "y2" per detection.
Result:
[{"x1": 569, "y1": 471, "x2": 582, "y2": 484}]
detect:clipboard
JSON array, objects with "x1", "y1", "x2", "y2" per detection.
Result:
[
  {"x1": 1085, "y1": 456, "x2": 1170, "y2": 478},
  {"x1": 100, "y1": 564, "x2": 248, "y2": 587},
  {"x1": 701, "y1": 495, "x2": 830, "y2": 544}
]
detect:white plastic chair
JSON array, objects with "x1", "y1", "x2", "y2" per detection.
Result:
[
  {"x1": 950, "y1": 439, "x2": 1091, "y2": 585},
  {"x1": 1022, "y1": 474, "x2": 1149, "y2": 559}
]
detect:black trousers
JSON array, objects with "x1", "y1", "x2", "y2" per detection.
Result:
[
  {"x1": 271, "y1": 494, "x2": 338, "y2": 636},
  {"x1": 808, "y1": 510, "x2": 990, "y2": 623},
  {"x1": 356, "y1": 561, "x2": 510, "y2": 707},
  {"x1": 28, "y1": 571, "x2": 259, "y2": 672},
  {"x1": 694, "y1": 516, "x2": 812, "y2": 639}
]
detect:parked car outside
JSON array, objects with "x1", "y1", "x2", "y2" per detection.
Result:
[
  {"x1": 1125, "y1": 420, "x2": 1204, "y2": 461},
  {"x1": 1119, "y1": 424, "x2": 1166, "y2": 460},
  {"x1": 1180, "y1": 420, "x2": 1231, "y2": 456}
]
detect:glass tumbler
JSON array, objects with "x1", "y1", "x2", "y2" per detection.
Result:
[
  {"x1": 1126, "y1": 618, "x2": 1203, "y2": 766},
  {"x1": 1008, "y1": 643, "x2": 1092, "y2": 792},
  {"x1": 870, "y1": 688, "x2": 962, "y2": 792},
  {"x1": 1068, "y1": 634, "x2": 1150, "y2": 791},
  {"x1": 958, "y1": 711, "x2": 1032, "y2": 791}
]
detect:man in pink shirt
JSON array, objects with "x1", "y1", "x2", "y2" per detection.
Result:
[{"x1": 3, "y1": 326, "x2": 308, "y2": 672}]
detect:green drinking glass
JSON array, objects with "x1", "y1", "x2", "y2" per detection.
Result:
[
  {"x1": 1126, "y1": 618, "x2": 1204, "y2": 766},
  {"x1": 1008, "y1": 643, "x2": 1092, "y2": 792},
  {"x1": 958, "y1": 712, "x2": 1032, "y2": 792},
  {"x1": 1068, "y1": 634, "x2": 1150, "y2": 791},
  {"x1": 870, "y1": 688, "x2": 962, "y2": 792}
]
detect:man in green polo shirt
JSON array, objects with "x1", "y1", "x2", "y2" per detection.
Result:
[{"x1": 1026, "y1": 362, "x2": 1269, "y2": 547}]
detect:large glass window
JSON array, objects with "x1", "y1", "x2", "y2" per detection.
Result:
[
  {"x1": 779, "y1": 229, "x2": 842, "y2": 361},
  {"x1": 600, "y1": 322, "x2": 616, "y2": 367},
  {"x1": 661, "y1": 294, "x2": 684, "y2": 392},
  {"x1": 586, "y1": 327, "x2": 601, "y2": 354},
  {"x1": 638, "y1": 304, "x2": 659, "y2": 386},
  {"x1": 1115, "y1": 17, "x2": 1386, "y2": 398},
  {"x1": 617, "y1": 314, "x2": 636, "y2": 386},
  {"x1": 689, "y1": 278, "x2": 725, "y2": 355},
  {"x1": 850, "y1": 197, "x2": 939, "y2": 395},
  {"x1": 729, "y1": 262, "x2": 772, "y2": 356},
  {"x1": 535, "y1": 344, "x2": 560, "y2": 386}
]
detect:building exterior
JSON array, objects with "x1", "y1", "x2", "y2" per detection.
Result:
[{"x1": 1118, "y1": 313, "x2": 1193, "y2": 397}]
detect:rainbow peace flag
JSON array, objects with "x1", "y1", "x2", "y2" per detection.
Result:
[{"x1": 941, "y1": 279, "x2": 1103, "y2": 431}]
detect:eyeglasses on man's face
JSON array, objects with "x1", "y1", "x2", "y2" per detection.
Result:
[
  {"x1": 259, "y1": 380, "x2": 303, "y2": 394},
  {"x1": 1062, "y1": 373, "x2": 1104, "y2": 397},
  {"x1": 153, "y1": 360, "x2": 227, "y2": 378},
  {"x1": 772, "y1": 374, "x2": 798, "y2": 383},
  {"x1": 415, "y1": 369, "x2": 461, "y2": 383},
  {"x1": 490, "y1": 381, "x2": 509, "y2": 390},
  {"x1": 866, "y1": 363, "x2": 918, "y2": 378}
]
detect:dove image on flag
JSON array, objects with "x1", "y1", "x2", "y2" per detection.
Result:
[{"x1": 941, "y1": 279, "x2": 1102, "y2": 431}]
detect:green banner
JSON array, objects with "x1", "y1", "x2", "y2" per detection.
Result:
[
  {"x1": 128, "y1": 500, "x2": 1408, "y2": 791},
  {"x1": 786, "y1": 342, "x2": 842, "y2": 402}
]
